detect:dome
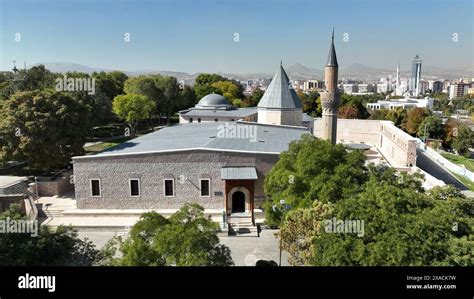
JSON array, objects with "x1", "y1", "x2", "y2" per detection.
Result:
[{"x1": 196, "y1": 94, "x2": 232, "y2": 109}]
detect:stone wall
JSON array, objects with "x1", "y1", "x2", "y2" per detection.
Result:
[
  {"x1": 258, "y1": 108, "x2": 303, "y2": 126},
  {"x1": 73, "y1": 150, "x2": 278, "y2": 210},
  {"x1": 33, "y1": 170, "x2": 74, "y2": 196},
  {"x1": 313, "y1": 118, "x2": 417, "y2": 167}
]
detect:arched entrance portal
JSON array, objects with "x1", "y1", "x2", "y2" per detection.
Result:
[{"x1": 231, "y1": 191, "x2": 245, "y2": 213}]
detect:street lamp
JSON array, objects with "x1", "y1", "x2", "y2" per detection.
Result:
[{"x1": 273, "y1": 199, "x2": 290, "y2": 266}]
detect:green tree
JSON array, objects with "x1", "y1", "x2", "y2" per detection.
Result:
[
  {"x1": 338, "y1": 105, "x2": 359, "y2": 119},
  {"x1": 112, "y1": 94, "x2": 155, "y2": 136},
  {"x1": 417, "y1": 115, "x2": 444, "y2": 140},
  {"x1": 263, "y1": 135, "x2": 367, "y2": 227},
  {"x1": 211, "y1": 81, "x2": 240, "y2": 101},
  {"x1": 244, "y1": 88, "x2": 264, "y2": 107},
  {"x1": 452, "y1": 125, "x2": 474, "y2": 157},
  {"x1": 194, "y1": 73, "x2": 225, "y2": 100},
  {"x1": 0, "y1": 90, "x2": 91, "y2": 174},
  {"x1": 307, "y1": 171, "x2": 472, "y2": 266},
  {"x1": 111, "y1": 204, "x2": 233, "y2": 266},
  {"x1": 0, "y1": 204, "x2": 101, "y2": 266},
  {"x1": 404, "y1": 107, "x2": 429, "y2": 135},
  {"x1": 385, "y1": 108, "x2": 407, "y2": 127}
]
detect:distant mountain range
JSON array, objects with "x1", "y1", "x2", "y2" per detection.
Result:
[{"x1": 31, "y1": 61, "x2": 472, "y2": 84}]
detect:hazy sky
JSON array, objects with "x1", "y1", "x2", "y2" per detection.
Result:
[{"x1": 1, "y1": 0, "x2": 472, "y2": 73}]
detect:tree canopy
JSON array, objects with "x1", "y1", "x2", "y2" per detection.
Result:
[
  {"x1": 263, "y1": 135, "x2": 367, "y2": 227},
  {"x1": 0, "y1": 90, "x2": 91, "y2": 174},
  {"x1": 107, "y1": 204, "x2": 233, "y2": 266},
  {"x1": 112, "y1": 94, "x2": 155, "y2": 136},
  {"x1": 0, "y1": 204, "x2": 102, "y2": 266}
]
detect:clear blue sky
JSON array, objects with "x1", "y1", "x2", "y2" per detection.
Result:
[{"x1": 1, "y1": 0, "x2": 472, "y2": 73}]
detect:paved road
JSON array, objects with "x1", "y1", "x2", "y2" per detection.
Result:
[{"x1": 416, "y1": 149, "x2": 468, "y2": 190}]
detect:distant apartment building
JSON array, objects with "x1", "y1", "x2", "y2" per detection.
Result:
[
  {"x1": 342, "y1": 83, "x2": 358, "y2": 94},
  {"x1": 303, "y1": 80, "x2": 324, "y2": 91},
  {"x1": 428, "y1": 80, "x2": 443, "y2": 93},
  {"x1": 449, "y1": 83, "x2": 470, "y2": 99},
  {"x1": 366, "y1": 97, "x2": 434, "y2": 111},
  {"x1": 358, "y1": 83, "x2": 375, "y2": 94},
  {"x1": 376, "y1": 83, "x2": 390, "y2": 93}
]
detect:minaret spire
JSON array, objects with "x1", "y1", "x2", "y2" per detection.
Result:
[{"x1": 320, "y1": 29, "x2": 340, "y2": 144}]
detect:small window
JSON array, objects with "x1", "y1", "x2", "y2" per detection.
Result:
[
  {"x1": 198, "y1": 118, "x2": 201, "y2": 123},
  {"x1": 189, "y1": 118, "x2": 193, "y2": 123},
  {"x1": 231, "y1": 119, "x2": 235, "y2": 121},
  {"x1": 130, "y1": 179, "x2": 140, "y2": 197},
  {"x1": 164, "y1": 179, "x2": 174, "y2": 197},
  {"x1": 91, "y1": 179, "x2": 101, "y2": 197},
  {"x1": 200, "y1": 179, "x2": 210, "y2": 197},
  {"x1": 214, "y1": 119, "x2": 218, "y2": 122}
]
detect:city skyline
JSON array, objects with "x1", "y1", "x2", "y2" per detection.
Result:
[{"x1": 1, "y1": 0, "x2": 473, "y2": 74}]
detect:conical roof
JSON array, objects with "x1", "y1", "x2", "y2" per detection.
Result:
[
  {"x1": 257, "y1": 64, "x2": 302, "y2": 109},
  {"x1": 326, "y1": 30, "x2": 338, "y2": 67}
]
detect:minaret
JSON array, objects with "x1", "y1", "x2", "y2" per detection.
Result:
[
  {"x1": 320, "y1": 29, "x2": 340, "y2": 144},
  {"x1": 396, "y1": 63, "x2": 400, "y2": 90}
]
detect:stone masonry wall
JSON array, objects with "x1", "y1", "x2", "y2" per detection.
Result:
[{"x1": 73, "y1": 150, "x2": 278, "y2": 209}]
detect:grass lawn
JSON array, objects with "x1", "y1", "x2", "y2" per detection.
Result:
[
  {"x1": 452, "y1": 173, "x2": 474, "y2": 191},
  {"x1": 441, "y1": 152, "x2": 474, "y2": 173}
]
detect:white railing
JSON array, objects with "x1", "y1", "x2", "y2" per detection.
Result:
[{"x1": 417, "y1": 140, "x2": 474, "y2": 182}]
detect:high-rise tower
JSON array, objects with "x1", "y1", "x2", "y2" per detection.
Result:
[
  {"x1": 410, "y1": 55, "x2": 422, "y2": 96},
  {"x1": 320, "y1": 29, "x2": 340, "y2": 144}
]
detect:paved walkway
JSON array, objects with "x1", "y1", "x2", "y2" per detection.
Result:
[{"x1": 219, "y1": 229, "x2": 290, "y2": 266}]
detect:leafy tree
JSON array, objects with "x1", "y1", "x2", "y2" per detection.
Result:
[
  {"x1": 21, "y1": 65, "x2": 56, "y2": 91},
  {"x1": 0, "y1": 90, "x2": 91, "y2": 174},
  {"x1": 91, "y1": 71, "x2": 128, "y2": 125},
  {"x1": 369, "y1": 108, "x2": 388, "y2": 120},
  {"x1": 452, "y1": 125, "x2": 474, "y2": 157},
  {"x1": 211, "y1": 81, "x2": 240, "y2": 101},
  {"x1": 403, "y1": 107, "x2": 429, "y2": 135},
  {"x1": 338, "y1": 105, "x2": 359, "y2": 119},
  {"x1": 109, "y1": 204, "x2": 233, "y2": 266},
  {"x1": 179, "y1": 85, "x2": 198, "y2": 110},
  {"x1": 280, "y1": 201, "x2": 333, "y2": 265},
  {"x1": 339, "y1": 94, "x2": 369, "y2": 119},
  {"x1": 294, "y1": 170, "x2": 473, "y2": 266},
  {"x1": 245, "y1": 88, "x2": 264, "y2": 107},
  {"x1": 417, "y1": 115, "x2": 444, "y2": 140},
  {"x1": 194, "y1": 73, "x2": 225, "y2": 100},
  {"x1": 385, "y1": 108, "x2": 407, "y2": 127},
  {"x1": 263, "y1": 135, "x2": 367, "y2": 227},
  {"x1": 112, "y1": 94, "x2": 155, "y2": 136},
  {"x1": 0, "y1": 204, "x2": 101, "y2": 266}
]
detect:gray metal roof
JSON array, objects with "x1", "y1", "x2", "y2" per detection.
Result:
[
  {"x1": 257, "y1": 64, "x2": 302, "y2": 109},
  {"x1": 221, "y1": 167, "x2": 257, "y2": 180},
  {"x1": 196, "y1": 93, "x2": 232, "y2": 109},
  {"x1": 75, "y1": 122, "x2": 310, "y2": 159},
  {"x1": 181, "y1": 107, "x2": 257, "y2": 118}
]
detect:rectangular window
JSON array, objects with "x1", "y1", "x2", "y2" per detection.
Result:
[
  {"x1": 200, "y1": 179, "x2": 210, "y2": 197},
  {"x1": 130, "y1": 179, "x2": 140, "y2": 197},
  {"x1": 189, "y1": 118, "x2": 193, "y2": 123},
  {"x1": 90, "y1": 179, "x2": 101, "y2": 197},
  {"x1": 164, "y1": 179, "x2": 174, "y2": 197},
  {"x1": 198, "y1": 118, "x2": 201, "y2": 123}
]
